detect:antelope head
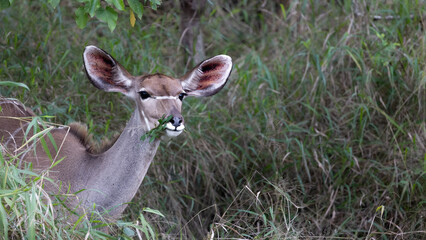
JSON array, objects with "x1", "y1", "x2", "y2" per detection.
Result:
[{"x1": 83, "y1": 46, "x2": 232, "y2": 137}]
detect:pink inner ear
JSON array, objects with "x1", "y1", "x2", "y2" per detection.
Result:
[
  {"x1": 196, "y1": 60, "x2": 227, "y2": 90},
  {"x1": 86, "y1": 51, "x2": 116, "y2": 86},
  {"x1": 198, "y1": 74, "x2": 222, "y2": 90},
  {"x1": 84, "y1": 47, "x2": 131, "y2": 92},
  {"x1": 181, "y1": 54, "x2": 232, "y2": 97},
  {"x1": 201, "y1": 62, "x2": 224, "y2": 72}
]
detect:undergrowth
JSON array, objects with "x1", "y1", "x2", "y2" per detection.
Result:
[{"x1": 1, "y1": 0, "x2": 425, "y2": 239}]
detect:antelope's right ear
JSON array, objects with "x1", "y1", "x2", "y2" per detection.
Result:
[
  {"x1": 83, "y1": 45, "x2": 133, "y2": 95},
  {"x1": 180, "y1": 55, "x2": 233, "y2": 97}
]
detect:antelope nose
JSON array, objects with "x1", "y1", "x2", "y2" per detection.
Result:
[{"x1": 170, "y1": 115, "x2": 183, "y2": 128}]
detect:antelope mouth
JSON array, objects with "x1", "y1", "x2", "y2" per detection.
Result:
[{"x1": 165, "y1": 123, "x2": 184, "y2": 137}]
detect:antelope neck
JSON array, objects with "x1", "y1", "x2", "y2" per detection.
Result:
[{"x1": 81, "y1": 111, "x2": 160, "y2": 214}]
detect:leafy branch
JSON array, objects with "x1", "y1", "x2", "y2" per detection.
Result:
[
  {"x1": 0, "y1": 0, "x2": 162, "y2": 32},
  {"x1": 140, "y1": 115, "x2": 172, "y2": 143}
]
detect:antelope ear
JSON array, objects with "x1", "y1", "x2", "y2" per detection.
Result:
[
  {"x1": 83, "y1": 45, "x2": 133, "y2": 94},
  {"x1": 180, "y1": 55, "x2": 232, "y2": 97}
]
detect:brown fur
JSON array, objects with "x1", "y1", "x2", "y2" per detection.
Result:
[
  {"x1": 0, "y1": 97, "x2": 36, "y2": 117},
  {"x1": 68, "y1": 122, "x2": 119, "y2": 154}
]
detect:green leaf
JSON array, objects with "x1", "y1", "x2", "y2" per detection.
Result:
[
  {"x1": 128, "y1": 0, "x2": 143, "y2": 19},
  {"x1": 280, "y1": 3, "x2": 286, "y2": 19},
  {"x1": 40, "y1": 137, "x2": 53, "y2": 162},
  {"x1": 88, "y1": 0, "x2": 100, "y2": 17},
  {"x1": 140, "y1": 115, "x2": 172, "y2": 142},
  {"x1": 96, "y1": 7, "x2": 118, "y2": 32},
  {"x1": 150, "y1": 0, "x2": 161, "y2": 10},
  {"x1": 139, "y1": 214, "x2": 155, "y2": 239},
  {"x1": 50, "y1": 157, "x2": 65, "y2": 169},
  {"x1": 123, "y1": 227, "x2": 135, "y2": 237},
  {"x1": 75, "y1": 7, "x2": 89, "y2": 29},
  {"x1": 106, "y1": 0, "x2": 124, "y2": 11},
  {"x1": 72, "y1": 214, "x2": 86, "y2": 231},
  {"x1": 143, "y1": 207, "x2": 165, "y2": 217},
  {"x1": 48, "y1": 0, "x2": 60, "y2": 8},
  {"x1": 0, "y1": 202, "x2": 8, "y2": 240},
  {"x1": 18, "y1": 126, "x2": 54, "y2": 153},
  {"x1": 0, "y1": 81, "x2": 29, "y2": 90},
  {"x1": 25, "y1": 189, "x2": 36, "y2": 240},
  {"x1": 0, "y1": 0, "x2": 10, "y2": 10}
]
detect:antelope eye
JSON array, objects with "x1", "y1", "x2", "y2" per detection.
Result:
[
  {"x1": 139, "y1": 91, "x2": 151, "y2": 100},
  {"x1": 178, "y1": 93, "x2": 187, "y2": 101}
]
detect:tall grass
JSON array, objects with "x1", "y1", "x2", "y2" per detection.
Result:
[{"x1": 1, "y1": 0, "x2": 425, "y2": 239}]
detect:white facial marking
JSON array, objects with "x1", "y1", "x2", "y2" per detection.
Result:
[
  {"x1": 141, "y1": 109, "x2": 151, "y2": 131},
  {"x1": 165, "y1": 129, "x2": 183, "y2": 137},
  {"x1": 165, "y1": 122, "x2": 185, "y2": 132},
  {"x1": 165, "y1": 122, "x2": 175, "y2": 130},
  {"x1": 176, "y1": 124, "x2": 185, "y2": 131},
  {"x1": 151, "y1": 96, "x2": 178, "y2": 100},
  {"x1": 138, "y1": 88, "x2": 180, "y2": 100}
]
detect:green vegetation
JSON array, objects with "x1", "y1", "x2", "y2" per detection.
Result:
[
  {"x1": 141, "y1": 115, "x2": 173, "y2": 142},
  {"x1": 1, "y1": 0, "x2": 425, "y2": 239},
  {"x1": 0, "y1": 0, "x2": 162, "y2": 32}
]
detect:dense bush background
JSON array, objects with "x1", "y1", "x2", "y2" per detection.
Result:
[{"x1": 0, "y1": 0, "x2": 425, "y2": 239}]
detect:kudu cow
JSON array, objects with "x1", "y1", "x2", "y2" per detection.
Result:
[{"x1": 0, "y1": 46, "x2": 232, "y2": 219}]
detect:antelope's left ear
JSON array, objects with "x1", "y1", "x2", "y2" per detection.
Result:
[
  {"x1": 83, "y1": 45, "x2": 133, "y2": 95},
  {"x1": 180, "y1": 55, "x2": 232, "y2": 97}
]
